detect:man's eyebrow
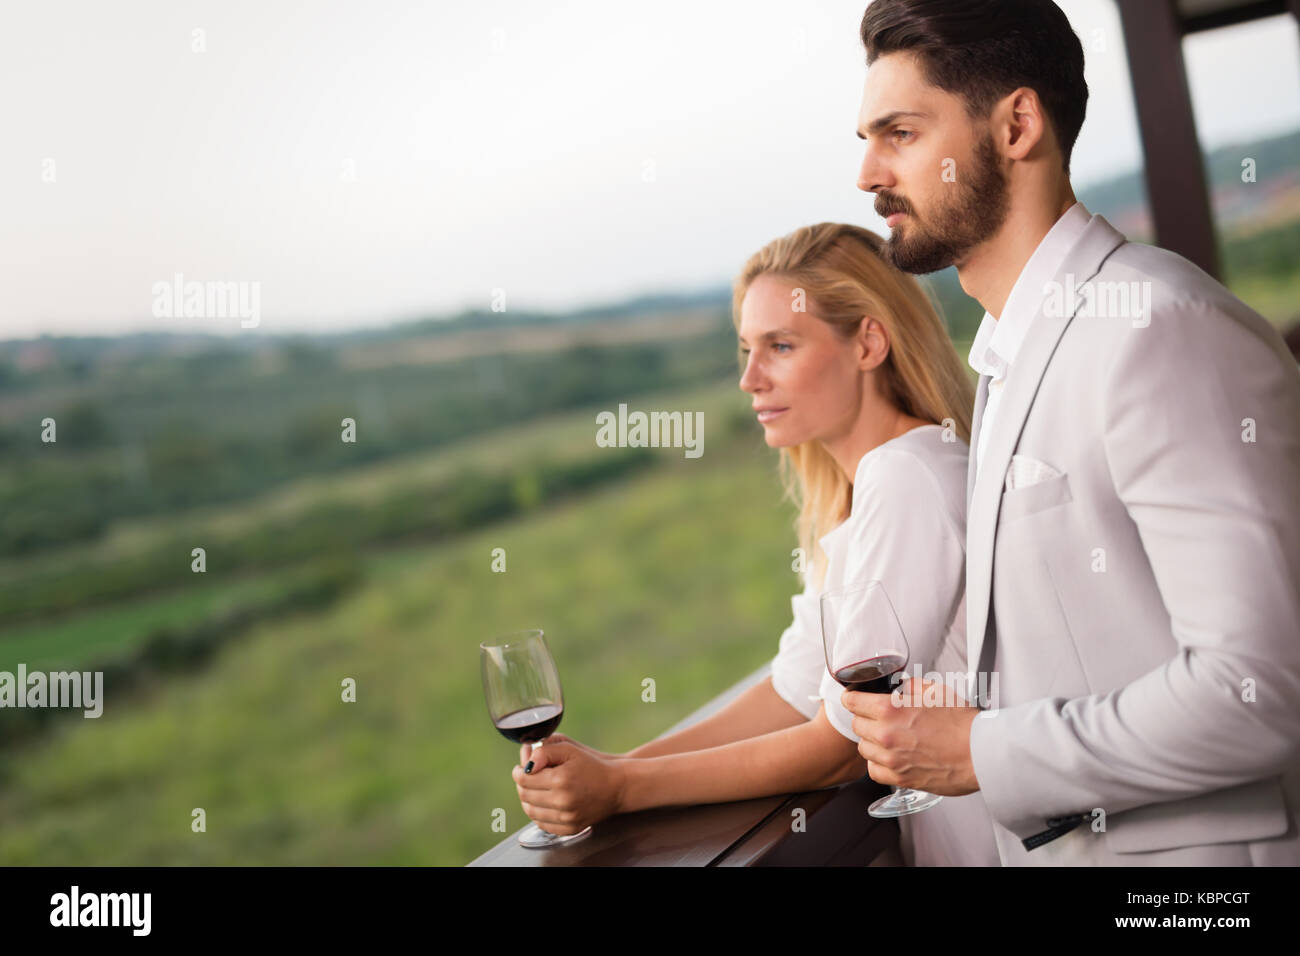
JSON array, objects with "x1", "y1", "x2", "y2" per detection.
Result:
[
  {"x1": 738, "y1": 328, "x2": 799, "y2": 345},
  {"x1": 856, "y1": 110, "x2": 929, "y2": 140}
]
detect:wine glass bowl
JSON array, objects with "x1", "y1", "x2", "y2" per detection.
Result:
[{"x1": 819, "y1": 581, "x2": 944, "y2": 818}]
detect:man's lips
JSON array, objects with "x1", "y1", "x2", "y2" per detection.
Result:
[{"x1": 885, "y1": 213, "x2": 906, "y2": 227}]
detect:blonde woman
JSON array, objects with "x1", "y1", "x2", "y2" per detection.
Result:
[{"x1": 512, "y1": 223, "x2": 999, "y2": 866}]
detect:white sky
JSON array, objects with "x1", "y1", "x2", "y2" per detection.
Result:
[{"x1": 2, "y1": 0, "x2": 1298, "y2": 339}]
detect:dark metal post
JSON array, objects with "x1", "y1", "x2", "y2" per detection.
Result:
[{"x1": 1115, "y1": 0, "x2": 1222, "y2": 279}]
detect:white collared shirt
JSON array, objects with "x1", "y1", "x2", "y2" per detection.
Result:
[
  {"x1": 767, "y1": 424, "x2": 1001, "y2": 866},
  {"x1": 769, "y1": 425, "x2": 968, "y2": 740},
  {"x1": 968, "y1": 202, "x2": 1092, "y2": 476}
]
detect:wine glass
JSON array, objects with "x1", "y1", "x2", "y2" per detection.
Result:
[
  {"x1": 820, "y1": 580, "x2": 943, "y2": 818},
  {"x1": 480, "y1": 628, "x2": 593, "y2": 848}
]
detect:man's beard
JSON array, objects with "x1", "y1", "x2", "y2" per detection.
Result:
[{"x1": 879, "y1": 133, "x2": 1010, "y2": 275}]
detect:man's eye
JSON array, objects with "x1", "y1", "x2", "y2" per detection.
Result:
[{"x1": 892, "y1": 129, "x2": 914, "y2": 143}]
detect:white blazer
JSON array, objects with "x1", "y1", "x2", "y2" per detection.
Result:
[{"x1": 966, "y1": 211, "x2": 1300, "y2": 864}]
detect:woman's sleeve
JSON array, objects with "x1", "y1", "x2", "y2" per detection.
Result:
[
  {"x1": 819, "y1": 448, "x2": 968, "y2": 743},
  {"x1": 768, "y1": 571, "x2": 828, "y2": 722}
]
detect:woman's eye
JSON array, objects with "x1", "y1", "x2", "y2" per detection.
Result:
[
  {"x1": 739, "y1": 348, "x2": 751, "y2": 356},
  {"x1": 772, "y1": 342, "x2": 792, "y2": 353}
]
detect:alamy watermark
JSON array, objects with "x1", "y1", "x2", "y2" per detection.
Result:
[
  {"x1": 1043, "y1": 276, "x2": 1153, "y2": 327},
  {"x1": 0, "y1": 664, "x2": 103, "y2": 718},
  {"x1": 595, "y1": 403, "x2": 703, "y2": 458},
  {"x1": 151, "y1": 273, "x2": 261, "y2": 328},
  {"x1": 50, "y1": 886, "x2": 150, "y2": 936},
  {"x1": 885, "y1": 665, "x2": 1000, "y2": 710}
]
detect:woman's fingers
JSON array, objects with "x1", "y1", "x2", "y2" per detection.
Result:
[
  {"x1": 512, "y1": 760, "x2": 556, "y2": 789},
  {"x1": 521, "y1": 746, "x2": 556, "y2": 775},
  {"x1": 519, "y1": 732, "x2": 577, "y2": 768},
  {"x1": 519, "y1": 799, "x2": 578, "y2": 828},
  {"x1": 516, "y1": 785, "x2": 569, "y2": 811}
]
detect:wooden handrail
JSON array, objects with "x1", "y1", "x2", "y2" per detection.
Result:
[{"x1": 467, "y1": 663, "x2": 900, "y2": 866}]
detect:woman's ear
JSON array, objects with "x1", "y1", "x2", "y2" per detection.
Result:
[{"x1": 857, "y1": 316, "x2": 890, "y2": 371}]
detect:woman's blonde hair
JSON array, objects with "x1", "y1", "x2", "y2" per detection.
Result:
[{"x1": 731, "y1": 222, "x2": 974, "y2": 591}]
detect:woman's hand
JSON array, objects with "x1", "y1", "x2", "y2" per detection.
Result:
[
  {"x1": 511, "y1": 736, "x2": 629, "y2": 835},
  {"x1": 517, "y1": 733, "x2": 625, "y2": 768}
]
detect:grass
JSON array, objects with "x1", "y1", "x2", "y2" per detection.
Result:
[
  {"x1": 0, "y1": 571, "x2": 300, "y2": 675},
  {"x1": 1225, "y1": 270, "x2": 1300, "y2": 329},
  {"x1": 0, "y1": 381, "x2": 803, "y2": 865}
]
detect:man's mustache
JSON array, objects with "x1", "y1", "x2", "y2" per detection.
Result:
[{"x1": 875, "y1": 193, "x2": 913, "y2": 219}]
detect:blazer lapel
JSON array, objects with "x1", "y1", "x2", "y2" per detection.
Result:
[
  {"x1": 965, "y1": 215, "x2": 1128, "y2": 688},
  {"x1": 967, "y1": 376, "x2": 988, "y2": 510}
]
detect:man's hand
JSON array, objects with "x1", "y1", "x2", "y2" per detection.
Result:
[{"x1": 841, "y1": 677, "x2": 982, "y2": 796}]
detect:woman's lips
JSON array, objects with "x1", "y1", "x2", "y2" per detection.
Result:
[{"x1": 756, "y1": 408, "x2": 788, "y2": 423}]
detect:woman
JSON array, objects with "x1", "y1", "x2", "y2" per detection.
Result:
[{"x1": 511, "y1": 223, "x2": 999, "y2": 865}]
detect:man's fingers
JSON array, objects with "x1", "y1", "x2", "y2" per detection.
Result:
[
  {"x1": 865, "y1": 760, "x2": 901, "y2": 788},
  {"x1": 851, "y1": 714, "x2": 893, "y2": 747},
  {"x1": 841, "y1": 689, "x2": 890, "y2": 718}
]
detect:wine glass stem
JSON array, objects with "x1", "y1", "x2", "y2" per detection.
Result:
[{"x1": 529, "y1": 740, "x2": 554, "y2": 834}]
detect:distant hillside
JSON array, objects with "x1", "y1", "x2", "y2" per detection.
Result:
[
  {"x1": 1075, "y1": 126, "x2": 1300, "y2": 238},
  {"x1": 2, "y1": 128, "x2": 1295, "y2": 359}
]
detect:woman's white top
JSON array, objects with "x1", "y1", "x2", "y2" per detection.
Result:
[{"x1": 768, "y1": 423, "x2": 1000, "y2": 866}]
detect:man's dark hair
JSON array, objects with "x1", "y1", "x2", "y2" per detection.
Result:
[{"x1": 860, "y1": 0, "x2": 1088, "y2": 174}]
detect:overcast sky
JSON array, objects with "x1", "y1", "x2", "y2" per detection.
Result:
[{"x1": 3, "y1": 0, "x2": 1298, "y2": 340}]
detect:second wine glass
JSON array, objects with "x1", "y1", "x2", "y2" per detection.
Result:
[{"x1": 819, "y1": 580, "x2": 944, "y2": 818}]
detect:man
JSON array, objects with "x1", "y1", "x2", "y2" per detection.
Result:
[{"x1": 840, "y1": 0, "x2": 1300, "y2": 865}]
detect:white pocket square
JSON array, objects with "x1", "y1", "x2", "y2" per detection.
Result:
[{"x1": 1005, "y1": 454, "x2": 1063, "y2": 491}]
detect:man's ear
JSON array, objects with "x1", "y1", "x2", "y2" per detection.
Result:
[
  {"x1": 858, "y1": 316, "x2": 889, "y2": 371},
  {"x1": 999, "y1": 87, "x2": 1049, "y2": 162}
]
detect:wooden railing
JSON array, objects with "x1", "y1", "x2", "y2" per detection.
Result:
[{"x1": 467, "y1": 663, "x2": 901, "y2": 866}]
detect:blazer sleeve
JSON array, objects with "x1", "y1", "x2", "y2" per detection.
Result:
[{"x1": 970, "y1": 299, "x2": 1300, "y2": 839}]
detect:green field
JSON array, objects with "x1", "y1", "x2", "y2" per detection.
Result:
[
  {"x1": 0, "y1": 570, "x2": 297, "y2": 674},
  {"x1": 0, "y1": 379, "x2": 805, "y2": 865},
  {"x1": 1, "y1": 198, "x2": 1293, "y2": 866}
]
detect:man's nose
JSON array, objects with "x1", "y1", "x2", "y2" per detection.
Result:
[{"x1": 857, "y1": 143, "x2": 891, "y2": 194}]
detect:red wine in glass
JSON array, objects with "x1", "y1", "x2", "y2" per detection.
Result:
[
  {"x1": 820, "y1": 581, "x2": 943, "y2": 818},
  {"x1": 480, "y1": 628, "x2": 593, "y2": 848},
  {"x1": 493, "y1": 703, "x2": 564, "y2": 743},
  {"x1": 833, "y1": 654, "x2": 908, "y2": 695}
]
